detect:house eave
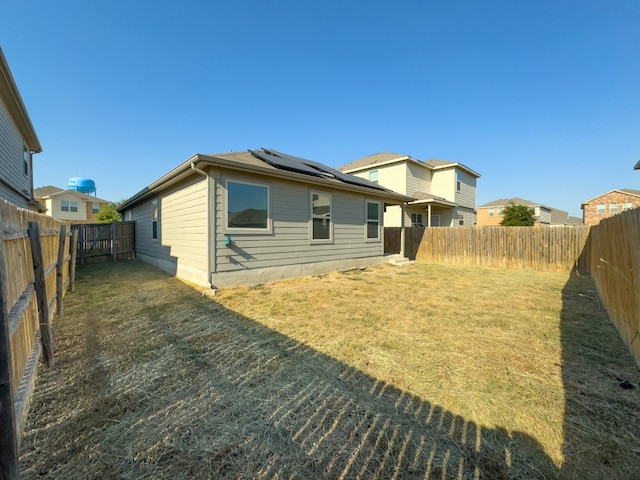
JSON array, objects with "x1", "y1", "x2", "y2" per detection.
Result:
[
  {"x1": 119, "y1": 153, "x2": 414, "y2": 212},
  {"x1": 409, "y1": 198, "x2": 458, "y2": 208},
  {"x1": 0, "y1": 48, "x2": 42, "y2": 152}
]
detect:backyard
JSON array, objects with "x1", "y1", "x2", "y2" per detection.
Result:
[{"x1": 18, "y1": 260, "x2": 640, "y2": 479}]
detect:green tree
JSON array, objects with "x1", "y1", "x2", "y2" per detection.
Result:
[
  {"x1": 500, "y1": 202, "x2": 536, "y2": 226},
  {"x1": 95, "y1": 202, "x2": 122, "y2": 224}
]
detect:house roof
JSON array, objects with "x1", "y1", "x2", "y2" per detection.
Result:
[
  {"x1": 34, "y1": 186, "x2": 64, "y2": 197},
  {"x1": 338, "y1": 152, "x2": 481, "y2": 178},
  {"x1": 549, "y1": 209, "x2": 584, "y2": 225},
  {"x1": 118, "y1": 149, "x2": 415, "y2": 212},
  {"x1": 409, "y1": 191, "x2": 457, "y2": 207},
  {"x1": 34, "y1": 185, "x2": 110, "y2": 204},
  {"x1": 0, "y1": 48, "x2": 41, "y2": 152},
  {"x1": 479, "y1": 197, "x2": 552, "y2": 210},
  {"x1": 580, "y1": 188, "x2": 640, "y2": 205}
]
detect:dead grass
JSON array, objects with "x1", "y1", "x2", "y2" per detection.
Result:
[{"x1": 18, "y1": 260, "x2": 640, "y2": 479}]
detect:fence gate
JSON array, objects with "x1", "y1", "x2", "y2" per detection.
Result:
[{"x1": 72, "y1": 222, "x2": 135, "y2": 265}]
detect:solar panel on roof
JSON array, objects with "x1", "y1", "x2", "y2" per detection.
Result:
[
  {"x1": 249, "y1": 149, "x2": 325, "y2": 178},
  {"x1": 265, "y1": 149, "x2": 388, "y2": 192}
]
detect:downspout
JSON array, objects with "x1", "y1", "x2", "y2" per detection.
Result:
[
  {"x1": 190, "y1": 162, "x2": 215, "y2": 289},
  {"x1": 400, "y1": 203, "x2": 406, "y2": 258}
]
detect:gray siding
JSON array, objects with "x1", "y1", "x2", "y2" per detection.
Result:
[
  {"x1": 214, "y1": 171, "x2": 383, "y2": 273},
  {"x1": 455, "y1": 169, "x2": 477, "y2": 210},
  {"x1": 129, "y1": 175, "x2": 209, "y2": 283},
  {"x1": 0, "y1": 97, "x2": 30, "y2": 207},
  {"x1": 406, "y1": 162, "x2": 430, "y2": 196}
]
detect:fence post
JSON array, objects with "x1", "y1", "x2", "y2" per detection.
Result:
[
  {"x1": 56, "y1": 225, "x2": 66, "y2": 315},
  {"x1": 111, "y1": 222, "x2": 117, "y2": 262},
  {"x1": 69, "y1": 229, "x2": 78, "y2": 293},
  {"x1": 0, "y1": 211, "x2": 19, "y2": 480},
  {"x1": 27, "y1": 222, "x2": 54, "y2": 368}
]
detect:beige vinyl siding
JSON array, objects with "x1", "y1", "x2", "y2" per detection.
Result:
[
  {"x1": 352, "y1": 163, "x2": 408, "y2": 194},
  {"x1": 406, "y1": 162, "x2": 430, "y2": 196},
  {"x1": 454, "y1": 170, "x2": 477, "y2": 209},
  {"x1": 50, "y1": 193, "x2": 88, "y2": 222},
  {"x1": 214, "y1": 172, "x2": 382, "y2": 273},
  {"x1": 430, "y1": 168, "x2": 455, "y2": 199},
  {"x1": 0, "y1": 97, "x2": 30, "y2": 207},
  {"x1": 383, "y1": 205, "x2": 405, "y2": 227},
  {"x1": 133, "y1": 175, "x2": 209, "y2": 273}
]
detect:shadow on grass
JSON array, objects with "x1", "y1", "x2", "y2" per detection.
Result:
[
  {"x1": 19, "y1": 261, "x2": 559, "y2": 479},
  {"x1": 560, "y1": 268, "x2": 640, "y2": 480}
]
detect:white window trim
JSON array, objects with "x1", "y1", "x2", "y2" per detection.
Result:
[
  {"x1": 151, "y1": 199, "x2": 159, "y2": 242},
  {"x1": 596, "y1": 204, "x2": 606, "y2": 214},
  {"x1": 224, "y1": 179, "x2": 272, "y2": 234},
  {"x1": 310, "y1": 191, "x2": 332, "y2": 243},
  {"x1": 365, "y1": 199, "x2": 381, "y2": 242}
]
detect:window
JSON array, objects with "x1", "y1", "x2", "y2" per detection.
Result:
[
  {"x1": 458, "y1": 214, "x2": 464, "y2": 226},
  {"x1": 534, "y1": 207, "x2": 540, "y2": 216},
  {"x1": 311, "y1": 192, "x2": 331, "y2": 241},
  {"x1": 488, "y1": 208, "x2": 494, "y2": 217},
  {"x1": 23, "y1": 148, "x2": 29, "y2": 176},
  {"x1": 411, "y1": 213, "x2": 423, "y2": 226},
  {"x1": 226, "y1": 181, "x2": 269, "y2": 230},
  {"x1": 596, "y1": 204, "x2": 605, "y2": 214},
  {"x1": 456, "y1": 171, "x2": 462, "y2": 192},
  {"x1": 366, "y1": 200, "x2": 380, "y2": 240},
  {"x1": 431, "y1": 215, "x2": 441, "y2": 227},
  {"x1": 497, "y1": 208, "x2": 504, "y2": 216},
  {"x1": 609, "y1": 203, "x2": 619, "y2": 214},
  {"x1": 61, "y1": 200, "x2": 78, "y2": 212},
  {"x1": 152, "y1": 200, "x2": 158, "y2": 240},
  {"x1": 369, "y1": 170, "x2": 379, "y2": 184},
  {"x1": 623, "y1": 202, "x2": 633, "y2": 211},
  {"x1": 92, "y1": 203, "x2": 100, "y2": 214}
]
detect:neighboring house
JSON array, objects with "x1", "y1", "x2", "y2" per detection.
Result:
[
  {"x1": 581, "y1": 189, "x2": 640, "y2": 226},
  {"x1": 118, "y1": 149, "x2": 413, "y2": 289},
  {"x1": 0, "y1": 47, "x2": 43, "y2": 211},
  {"x1": 477, "y1": 198, "x2": 583, "y2": 226},
  {"x1": 338, "y1": 152, "x2": 480, "y2": 227},
  {"x1": 34, "y1": 186, "x2": 111, "y2": 223}
]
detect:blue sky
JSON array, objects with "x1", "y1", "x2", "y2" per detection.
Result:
[{"x1": 2, "y1": 1, "x2": 638, "y2": 218}]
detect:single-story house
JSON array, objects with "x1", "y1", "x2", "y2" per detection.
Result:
[{"x1": 118, "y1": 149, "x2": 414, "y2": 289}]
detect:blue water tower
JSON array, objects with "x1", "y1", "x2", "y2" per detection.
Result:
[{"x1": 67, "y1": 177, "x2": 96, "y2": 196}]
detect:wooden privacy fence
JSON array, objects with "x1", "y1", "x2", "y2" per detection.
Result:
[
  {"x1": 0, "y1": 199, "x2": 76, "y2": 480},
  {"x1": 587, "y1": 208, "x2": 640, "y2": 368},
  {"x1": 72, "y1": 221, "x2": 135, "y2": 265},
  {"x1": 385, "y1": 226, "x2": 591, "y2": 273}
]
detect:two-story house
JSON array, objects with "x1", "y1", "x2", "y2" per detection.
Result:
[
  {"x1": 34, "y1": 186, "x2": 111, "y2": 223},
  {"x1": 0, "y1": 47, "x2": 43, "y2": 211},
  {"x1": 338, "y1": 152, "x2": 480, "y2": 227},
  {"x1": 478, "y1": 198, "x2": 584, "y2": 226},
  {"x1": 581, "y1": 189, "x2": 640, "y2": 226}
]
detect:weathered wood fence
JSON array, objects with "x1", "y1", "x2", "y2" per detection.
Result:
[
  {"x1": 0, "y1": 199, "x2": 76, "y2": 479},
  {"x1": 587, "y1": 208, "x2": 640, "y2": 368},
  {"x1": 385, "y1": 226, "x2": 591, "y2": 273},
  {"x1": 71, "y1": 222, "x2": 135, "y2": 265}
]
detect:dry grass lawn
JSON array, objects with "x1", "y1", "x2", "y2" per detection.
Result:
[{"x1": 18, "y1": 260, "x2": 640, "y2": 479}]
